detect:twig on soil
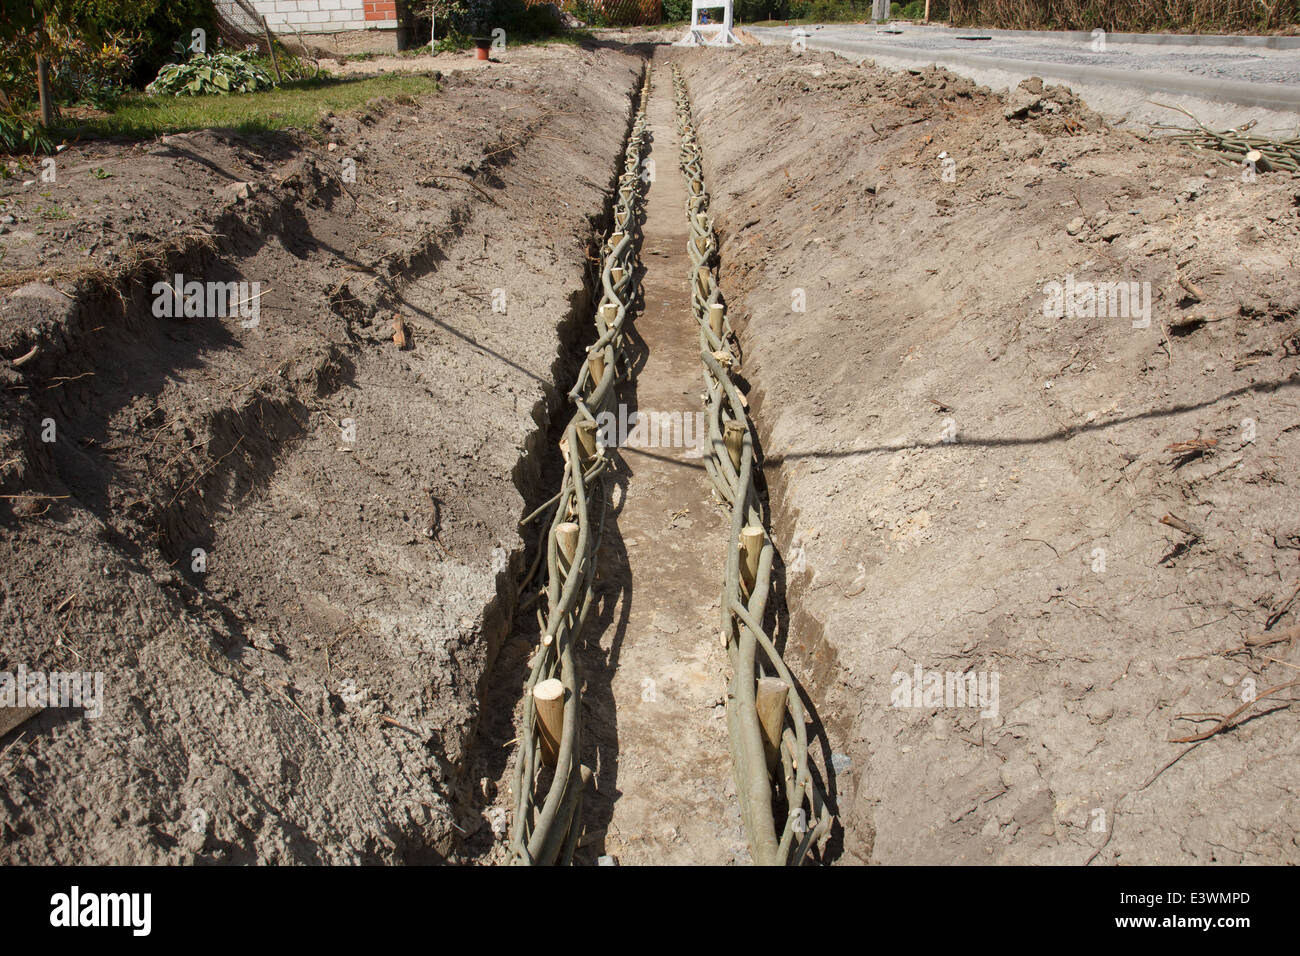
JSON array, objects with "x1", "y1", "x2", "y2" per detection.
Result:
[
  {"x1": 1023, "y1": 537, "x2": 1060, "y2": 558},
  {"x1": 1219, "y1": 623, "x2": 1300, "y2": 657},
  {"x1": 0, "y1": 732, "x2": 39, "y2": 781},
  {"x1": 228, "y1": 374, "x2": 256, "y2": 394},
  {"x1": 1169, "y1": 679, "x2": 1300, "y2": 744},
  {"x1": 378, "y1": 714, "x2": 420, "y2": 735},
  {"x1": 1159, "y1": 513, "x2": 1203, "y2": 539},
  {"x1": 163, "y1": 435, "x2": 244, "y2": 509},
  {"x1": 1177, "y1": 275, "x2": 1203, "y2": 302},
  {"x1": 244, "y1": 666, "x2": 322, "y2": 733},
  {"x1": 1083, "y1": 803, "x2": 1116, "y2": 866},
  {"x1": 43, "y1": 372, "x2": 94, "y2": 389},
  {"x1": 1265, "y1": 579, "x2": 1300, "y2": 629},
  {"x1": 1166, "y1": 437, "x2": 1217, "y2": 456},
  {"x1": 10, "y1": 345, "x2": 38, "y2": 367},
  {"x1": 417, "y1": 172, "x2": 498, "y2": 204}
]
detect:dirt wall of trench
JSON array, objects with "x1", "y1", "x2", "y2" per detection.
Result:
[
  {"x1": 0, "y1": 45, "x2": 642, "y2": 864},
  {"x1": 678, "y1": 46, "x2": 1300, "y2": 865}
]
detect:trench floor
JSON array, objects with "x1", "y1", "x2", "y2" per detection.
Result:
[{"x1": 580, "y1": 55, "x2": 749, "y2": 865}]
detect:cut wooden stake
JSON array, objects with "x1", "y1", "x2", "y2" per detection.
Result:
[
  {"x1": 533, "y1": 678, "x2": 565, "y2": 767},
  {"x1": 708, "y1": 303, "x2": 724, "y2": 339},
  {"x1": 724, "y1": 420, "x2": 745, "y2": 471},
  {"x1": 556, "y1": 521, "x2": 579, "y2": 570},
  {"x1": 756, "y1": 677, "x2": 789, "y2": 773},
  {"x1": 611, "y1": 266, "x2": 624, "y2": 284},
  {"x1": 740, "y1": 525, "x2": 764, "y2": 596},
  {"x1": 588, "y1": 349, "x2": 606, "y2": 384},
  {"x1": 598, "y1": 302, "x2": 618, "y2": 331},
  {"x1": 576, "y1": 420, "x2": 599, "y2": 461}
]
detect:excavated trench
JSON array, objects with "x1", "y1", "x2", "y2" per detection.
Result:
[
  {"x1": 460, "y1": 50, "x2": 837, "y2": 866},
  {"x1": 457, "y1": 63, "x2": 653, "y2": 862},
  {"x1": 0, "y1": 53, "x2": 651, "y2": 864}
]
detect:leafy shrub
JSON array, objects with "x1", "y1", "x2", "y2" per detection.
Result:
[
  {"x1": 892, "y1": 0, "x2": 927, "y2": 17},
  {"x1": 72, "y1": 0, "x2": 217, "y2": 88},
  {"x1": 0, "y1": 113, "x2": 55, "y2": 155},
  {"x1": 0, "y1": 14, "x2": 136, "y2": 111},
  {"x1": 146, "y1": 50, "x2": 275, "y2": 96}
]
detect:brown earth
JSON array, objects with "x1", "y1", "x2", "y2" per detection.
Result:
[
  {"x1": 677, "y1": 46, "x2": 1300, "y2": 864},
  {"x1": 3, "y1": 34, "x2": 1298, "y2": 867},
  {"x1": 0, "y1": 44, "x2": 641, "y2": 863}
]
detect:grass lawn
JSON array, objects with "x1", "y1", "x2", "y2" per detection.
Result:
[{"x1": 64, "y1": 72, "x2": 440, "y2": 141}]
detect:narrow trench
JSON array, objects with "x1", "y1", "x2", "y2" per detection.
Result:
[
  {"x1": 458, "y1": 51, "x2": 837, "y2": 866},
  {"x1": 455, "y1": 63, "x2": 651, "y2": 863}
]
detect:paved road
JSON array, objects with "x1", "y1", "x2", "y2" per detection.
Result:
[{"x1": 746, "y1": 23, "x2": 1300, "y2": 132}]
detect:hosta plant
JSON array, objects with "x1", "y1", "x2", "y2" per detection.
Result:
[{"x1": 146, "y1": 50, "x2": 275, "y2": 97}]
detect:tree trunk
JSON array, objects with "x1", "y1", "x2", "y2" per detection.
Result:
[{"x1": 36, "y1": 54, "x2": 55, "y2": 127}]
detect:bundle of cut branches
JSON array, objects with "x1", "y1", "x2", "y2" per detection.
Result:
[{"x1": 1150, "y1": 102, "x2": 1300, "y2": 175}]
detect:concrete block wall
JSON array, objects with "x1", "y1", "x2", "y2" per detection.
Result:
[{"x1": 246, "y1": 0, "x2": 399, "y2": 35}]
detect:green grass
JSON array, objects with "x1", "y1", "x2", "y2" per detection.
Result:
[
  {"x1": 533, "y1": 29, "x2": 596, "y2": 46},
  {"x1": 62, "y1": 72, "x2": 440, "y2": 141}
]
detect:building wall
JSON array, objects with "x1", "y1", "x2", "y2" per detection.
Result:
[{"x1": 246, "y1": 0, "x2": 400, "y2": 37}]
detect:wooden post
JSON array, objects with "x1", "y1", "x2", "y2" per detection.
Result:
[
  {"x1": 740, "y1": 525, "x2": 764, "y2": 596},
  {"x1": 261, "y1": 16, "x2": 283, "y2": 83},
  {"x1": 724, "y1": 420, "x2": 745, "y2": 471},
  {"x1": 599, "y1": 302, "x2": 619, "y2": 331},
  {"x1": 576, "y1": 420, "x2": 599, "y2": 461},
  {"x1": 588, "y1": 348, "x2": 606, "y2": 385},
  {"x1": 611, "y1": 266, "x2": 624, "y2": 285},
  {"x1": 923, "y1": 0, "x2": 931, "y2": 22},
  {"x1": 696, "y1": 266, "x2": 710, "y2": 296},
  {"x1": 755, "y1": 677, "x2": 789, "y2": 773},
  {"x1": 556, "y1": 521, "x2": 579, "y2": 569},
  {"x1": 533, "y1": 678, "x2": 565, "y2": 767},
  {"x1": 35, "y1": 55, "x2": 55, "y2": 127},
  {"x1": 709, "y1": 303, "x2": 725, "y2": 339}
]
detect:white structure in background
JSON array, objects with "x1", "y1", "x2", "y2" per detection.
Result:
[
  {"x1": 216, "y1": 0, "x2": 404, "y2": 53},
  {"x1": 676, "y1": 0, "x2": 740, "y2": 46}
]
